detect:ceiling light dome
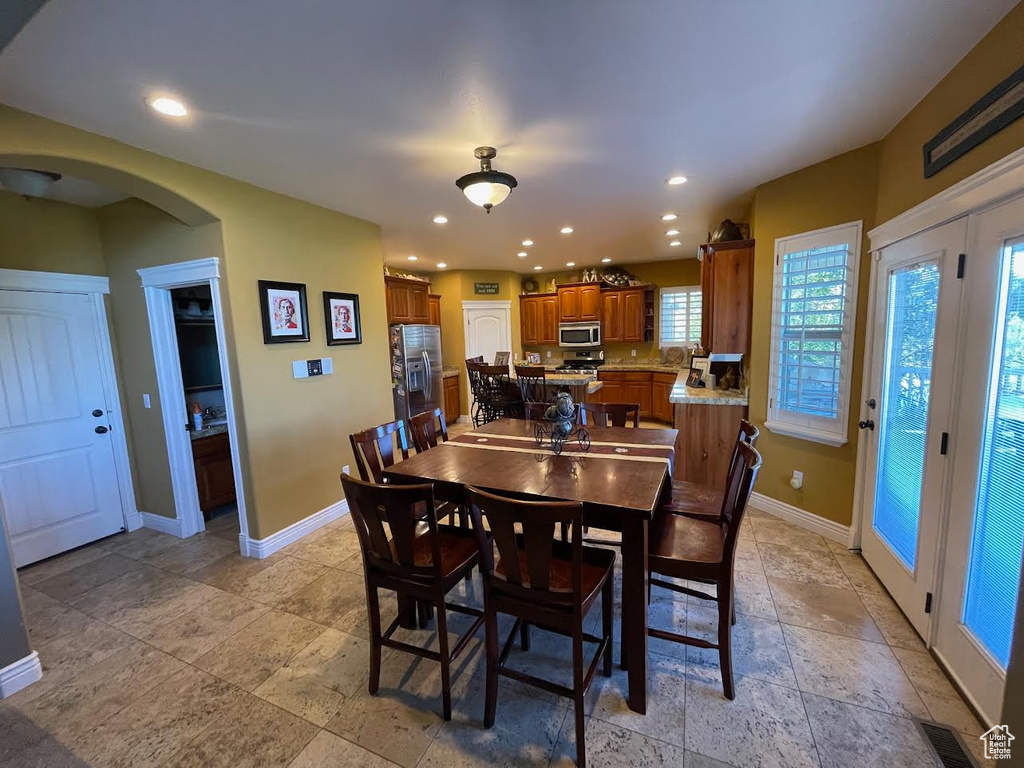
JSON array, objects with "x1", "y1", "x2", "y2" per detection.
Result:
[
  {"x1": 455, "y1": 147, "x2": 517, "y2": 213},
  {"x1": 0, "y1": 168, "x2": 62, "y2": 198}
]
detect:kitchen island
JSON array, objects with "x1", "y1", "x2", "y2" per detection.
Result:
[{"x1": 669, "y1": 372, "x2": 749, "y2": 487}]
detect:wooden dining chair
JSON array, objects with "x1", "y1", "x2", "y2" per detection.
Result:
[
  {"x1": 645, "y1": 442, "x2": 762, "y2": 700},
  {"x1": 465, "y1": 486, "x2": 614, "y2": 768},
  {"x1": 340, "y1": 473, "x2": 484, "y2": 720},
  {"x1": 661, "y1": 419, "x2": 759, "y2": 520},
  {"x1": 349, "y1": 419, "x2": 410, "y2": 483},
  {"x1": 581, "y1": 401, "x2": 640, "y2": 428},
  {"x1": 514, "y1": 364, "x2": 548, "y2": 404},
  {"x1": 409, "y1": 407, "x2": 466, "y2": 530}
]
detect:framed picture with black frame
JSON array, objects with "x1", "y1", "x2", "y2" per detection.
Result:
[
  {"x1": 258, "y1": 280, "x2": 310, "y2": 344},
  {"x1": 323, "y1": 291, "x2": 362, "y2": 346}
]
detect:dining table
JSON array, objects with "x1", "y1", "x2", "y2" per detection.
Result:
[{"x1": 382, "y1": 417, "x2": 678, "y2": 714}]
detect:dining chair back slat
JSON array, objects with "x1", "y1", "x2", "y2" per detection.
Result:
[
  {"x1": 515, "y1": 365, "x2": 547, "y2": 403},
  {"x1": 581, "y1": 402, "x2": 640, "y2": 428},
  {"x1": 349, "y1": 419, "x2": 410, "y2": 483},
  {"x1": 410, "y1": 407, "x2": 449, "y2": 452}
]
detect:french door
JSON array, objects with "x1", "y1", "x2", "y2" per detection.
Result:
[
  {"x1": 860, "y1": 218, "x2": 967, "y2": 638},
  {"x1": 934, "y1": 195, "x2": 1024, "y2": 724}
]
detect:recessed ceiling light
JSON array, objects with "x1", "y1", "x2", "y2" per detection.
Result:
[
  {"x1": 517, "y1": 251, "x2": 528, "y2": 258},
  {"x1": 566, "y1": 262, "x2": 575, "y2": 267},
  {"x1": 148, "y1": 97, "x2": 188, "y2": 117},
  {"x1": 667, "y1": 176, "x2": 688, "y2": 186},
  {"x1": 432, "y1": 215, "x2": 448, "y2": 224},
  {"x1": 560, "y1": 226, "x2": 574, "y2": 235},
  {"x1": 669, "y1": 240, "x2": 682, "y2": 247},
  {"x1": 522, "y1": 239, "x2": 534, "y2": 247},
  {"x1": 436, "y1": 262, "x2": 447, "y2": 269},
  {"x1": 662, "y1": 213, "x2": 678, "y2": 222},
  {"x1": 666, "y1": 229, "x2": 680, "y2": 236},
  {"x1": 602, "y1": 258, "x2": 612, "y2": 263},
  {"x1": 533, "y1": 265, "x2": 543, "y2": 271},
  {"x1": 407, "y1": 255, "x2": 418, "y2": 261}
]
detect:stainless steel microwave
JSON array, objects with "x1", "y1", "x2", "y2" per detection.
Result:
[{"x1": 559, "y1": 321, "x2": 601, "y2": 348}]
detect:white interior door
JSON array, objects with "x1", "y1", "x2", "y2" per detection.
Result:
[
  {"x1": 0, "y1": 290, "x2": 125, "y2": 567},
  {"x1": 463, "y1": 301, "x2": 511, "y2": 366},
  {"x1": 934, "y1": 195, "x2": 1024, "y2": 724},
  {"x1": 860, "y1": 218, "x2": 967, "y2": 639}
]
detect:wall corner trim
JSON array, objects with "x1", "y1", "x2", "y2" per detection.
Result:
[
  {"x1": 0, "y1": 651, "x2": 42, "y2": 699},
  {"x1": 140, "y1": 511, "x2": 185, "y2": 537},
  {"x1": 749, "y1": 492, "x2": 851, "y2": 546},
  {"x1": 241, "y1": 498, "x2": 350, "y2": 559}
]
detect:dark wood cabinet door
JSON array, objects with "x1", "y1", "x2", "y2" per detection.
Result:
[
  {"x1": 443, "y1": 376, "x2": 460, "y2": 424},
  {"x1": 652, "y1": 372, "x2": 678, "y2": 422},
  {"x1": 410, "y1": 285, "x2": 430, "y2": 324},
  {"x1": 558, "y1": 287, "x2": 578, "y2": 321},
  {"x1": 709, "y1": 244, "x2": 753, "y2": 354},
  {"x1": 578, "y1": 284, "x2": 602, "y2": 321},
  {"x1": 521, "y1": 296, "x2": 539, "y2": 345},
  {"x1": 428, "y1": 294, "x2": 441, "y2": 326},
  {"x1": 192, "y1": 432, "x2": 236, "y2": 513},
  {"x1": 623, "y1": 382, "x2": 652, "y2": 416},
  {"x1": 699, "y1": 245, "x2": 714, "y2": 351},
  {"x1": 539, "y1": 296, "x2": 559, "y2": 344},
  {"x1": 675, "y1": 403, "x2": 748, "y2": 487},
  {"x1": 602, "y1": 291, "x2": 622, "y2": 342},
  {"x1": 388, "y1": 282, "x2": 411, "y2": 324},
  {"x1": 622, "y1": 289, "x2": 644, "y2": 342}
]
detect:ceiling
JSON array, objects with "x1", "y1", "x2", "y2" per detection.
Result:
[{"x1": 0, "y1": 1, "x2": 1014, "y2": 273}]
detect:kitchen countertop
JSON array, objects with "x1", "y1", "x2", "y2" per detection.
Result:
[
  {"x1": 442, "y1": 366, "x2": 459, "y2": 379},
  {"x1": 538, "y1": 361, "x2": 688, "y2": 375},
  {"x1": 189, "y1": 424, "x2": 229, "y2": 441},
  {"x1": 669, "y1": 372, "x2": 748, "y2": 406}
]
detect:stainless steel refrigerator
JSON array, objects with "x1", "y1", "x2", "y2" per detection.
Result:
[{"x1": 390, "y1": 324, "x2": 443, "y2": 423}]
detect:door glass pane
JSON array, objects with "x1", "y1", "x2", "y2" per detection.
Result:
[
  {"x1": 963, "y1": 238, "x2": 1024, "y2": 669},
  {"x1": 873, "y1": 261, "x2": 940, "y2": 570}
]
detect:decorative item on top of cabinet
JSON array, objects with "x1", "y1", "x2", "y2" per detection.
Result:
[
  {"x1": 698, "y1": 239, "x2": 753, "y2": 355},
  {"x1": 192, "y1": 431, "x2": 236, "y2": 516},
  {"x1": 385, "y1": 275, "x2": 431, "y2": 325},
  {"x1": 557, "y1": 282, "x2": 602, "y2": 322},
  {"x1": 442, "y1": 374, "x2": 461, "y2": 425}
]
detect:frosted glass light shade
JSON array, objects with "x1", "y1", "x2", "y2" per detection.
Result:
[{"x1": 463, "y1": 181, "x2": 512, "y2": 208}]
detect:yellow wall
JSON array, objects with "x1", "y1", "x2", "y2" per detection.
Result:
[
  {"x1": 0, "y1": 104, "x2": 394, "y2": 540},
  {"x1": 96, "y1": 199, "x2": 226, "y2": 519},
  {"x1": 748, "y1": 143, "x2": 881, "y2": 525},
  {"x1": 0, "y1": 190, "x2": 106, "y2": 274},
  {"x1": 876, "y1": 2, "x2": 1024, "y2": 223},
  {"x1": 524, "y1": 258, "x2": 704, "y2": 361}
]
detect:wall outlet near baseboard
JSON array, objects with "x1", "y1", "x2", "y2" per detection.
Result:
[{"x1": 790, "y1": 470, "x2": 804, "y2": 490}]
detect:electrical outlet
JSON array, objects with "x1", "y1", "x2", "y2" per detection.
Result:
[
  {"x1": 143, "y1": 393, "x2": 151, "y2": 408},
  {"x1": 546, "y1": 350, "x2": 552, "y2": 358},
  {"x1": 631, "y1": 348, "x2": 637, "y2": 357},
  {"x1": 791, "y1": 470, "x2": 804, "y2": 490}
]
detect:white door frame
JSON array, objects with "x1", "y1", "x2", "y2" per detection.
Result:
[
  {"x1": 137, "y1": 258, "x2": 248, "y2": 545},
  {"x1": 0, "y1": 268, "x2": 140, "y2": 532}
]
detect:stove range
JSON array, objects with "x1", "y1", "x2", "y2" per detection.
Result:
[{"x1": 554, "y1": 365, "x2": 600, "y2": 374}]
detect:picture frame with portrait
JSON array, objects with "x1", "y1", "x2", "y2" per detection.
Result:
[
  {"x1": 258, "y1": 280, "x2": 310, "y2": 344},
  {"x1": 323, "y1": 291, "x2": 362, "y2": 346}
]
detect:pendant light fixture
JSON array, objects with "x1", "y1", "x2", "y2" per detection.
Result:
[{"x1": 455, "y1": 146, "x2": 517, "y2": 213}]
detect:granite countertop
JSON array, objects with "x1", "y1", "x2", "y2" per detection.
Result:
[
  {"x1": 442, "y1": 366, "x2": 459, "y2": 379},
  {"x1": 540, "y1": 360, "x2": 688, "y2": 375},
  {"x1": 189, "y1": 424, "x2": 229, "y2": 441},
  {"x1": 669, "y1": 372, "x2": 748, "y2": 406}
]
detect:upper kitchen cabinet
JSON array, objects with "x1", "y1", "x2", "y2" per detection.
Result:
[
  {"x1": 557, "y1": 283, "x2": 602, "y2": 322},
  {"x1": 698, "y1": 239, "x2": 754, "y2": 354},
  {"x1": 601, "y1": 286, "x2": 653, "y2": 344},
  {"x1": 601, "y1": 291, "x2": 622, "y2": 342},
  {"x1": 428, "y1": 293, "x2": 441, "y2": 326},
  {"x1": 520, "y1": 293, "x2": 559, "y2": 346},
  {"x1": 385, "y1": 275, "x2": 431, "y2": 325}
]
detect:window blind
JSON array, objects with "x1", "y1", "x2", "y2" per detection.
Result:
[{"x1": 659, "y1": 286, "x2": 701, "y2": 347}]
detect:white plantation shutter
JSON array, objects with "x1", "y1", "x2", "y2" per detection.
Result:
[
  {"x1": 659, "y1": 286, "x2": 702, "y2": 347},
  {"x1": 767, "y1": 222, "x2": 862, "y2": 446}
]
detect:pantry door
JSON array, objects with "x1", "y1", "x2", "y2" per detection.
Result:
[
  {"x1": 934, "y1": 195, "x2": 1024, "y2": 724},
  {"x1": 859, "y1": 218, "x2": 967, "y2": 639}
]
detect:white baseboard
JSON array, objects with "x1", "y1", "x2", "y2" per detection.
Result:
[
  {"x1": 140, "y1": 511, "x2": 185, "y2": 538},
  {"x1": 124, "y1": 510, "x2": 143, "y2": 532},
  {"x1": 241, "y1": 499, "x2": 349, "y2": 559},
  {"x1": 748, "y1": 492, "x2": 850, "y2": 546},
  {"x1": 0, "y1": 651, "x2": 42, "y2": 698},
  {"x1": 458, "y1": 415, "x2": 472, "y2": 425}
]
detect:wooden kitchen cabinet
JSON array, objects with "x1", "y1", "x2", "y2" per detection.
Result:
[
  {"x1": 539, "y1": 295, "x2": 558, "y2": 344},
  {"x1": 601, "y1": 291, "x2": 622, "y2": 342},
  {"x1": 674, "y1": 402, "x2": 748, "y2": 488},
  {"x1": 622, "y1": 288, "x2": 645, "y2": 342},
  {"x1": 428, "y1": 294, "x2": 441, "y2": 326},
  {"x1": 442, "y1": 374, "x2": 461, "y2": 425},
  {"x1": 520, "y1": 293, "x2": 558, "y2": 346},
  {"x1": 385, "y1": 275, "x2": 431, "y2": 325},
  {"x1": 651, "y1": 371, "x2": 678, "y2": 422},
  {"x1": 595, "y1": 369, "x2": 677, "y2": 422},
  {"x1": 557, "y1": 283, "x2": 602, "y2": 322},
  {"x1": 699, "y1": 239, "x2": 754, "y2": 354},
  {"x1": 521, "y1": 295, "x2": 539, "y2": 345},
  {"x1": 192, "y1": 431, "x2": 236, "y2": 515}
]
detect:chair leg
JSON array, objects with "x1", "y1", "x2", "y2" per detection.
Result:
[
  {"x1": 366, "y1": 583, "x2": 382, "y2": 695},
  {"x1": 573, "y1": 626, "x2": 587, "y2": 768},
  {"x1": 602, "y1": 576, "x2": 613, "y2": 677},
  {"x1": 718, "y1": 589, "x2": 735, "y2": 701},
  {"x1": 520, "y1": 621, "x2": 530, "y2": 651},
  {"x1": 417, "y1": 600, "x2": 433, "y2": 628},
  {"x1": 732, "y1": 601, "x2": 736, "y2": 626},
  {"x1": 436, "y1": 601, "x2": 452, "y2": 721},
  {"x1": 483, "y1": 600, "x2": 499, "y2": 728}
]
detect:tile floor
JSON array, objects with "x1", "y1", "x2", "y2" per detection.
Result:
[{"x1": 4, "y1": 499, "x2": 995, "y2": 767}]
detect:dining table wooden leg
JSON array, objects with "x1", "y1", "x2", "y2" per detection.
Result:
[
  {"x1": 621, "y1": 514, "x2": 649, "y2": 714},
  {"x1": 396, "y1": 592, "x2": 418, "y2": 630}
]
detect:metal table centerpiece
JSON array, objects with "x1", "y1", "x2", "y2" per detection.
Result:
[{"x1": 533, "y1": 392, "x2": 591, "y2": 455}]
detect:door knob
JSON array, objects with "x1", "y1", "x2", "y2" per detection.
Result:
[
  {"x1": 858, "y1": 419, "x2": 875, "y2": 431},
  {"x1": 92, "y1": 408, "x2": 104, "y2": 417},
  {"x1": 865, "y1": 398, "x2": 876, "y2": 409},
  {"x1": 95, "y1": 425, "x2": 109, "y2": 434}
]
